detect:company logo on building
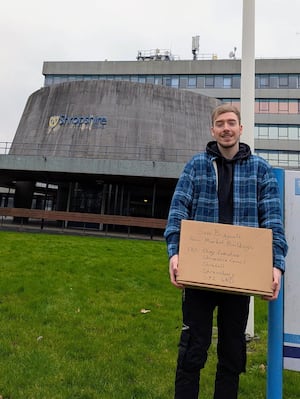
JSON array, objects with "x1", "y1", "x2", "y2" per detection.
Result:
[
  {"x1": 49, "y1": 116, "x2": 60, "y2": 128},
  {"x1": 49, "y1": 114, "x2": 107, "y2": 129}
]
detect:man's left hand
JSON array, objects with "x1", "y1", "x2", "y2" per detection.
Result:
[{"x1": 263, "y1": 267, "x2": 282, "y2": 301}]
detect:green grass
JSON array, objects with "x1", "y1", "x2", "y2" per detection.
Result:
[{"x1": 0, "y1": 230, "x2": 299, "y2": 398}]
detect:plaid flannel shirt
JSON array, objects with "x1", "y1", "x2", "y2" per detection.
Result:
[{"x1": 164, "y1": 151, "x2": 288, "y2": 271}]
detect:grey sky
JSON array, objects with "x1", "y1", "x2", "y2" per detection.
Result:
[{"x1": 1, "y1": 0, "x2": 300, "y2": 143}]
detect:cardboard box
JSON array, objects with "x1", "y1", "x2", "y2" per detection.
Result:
[{"x1": 177, "y1": 220, "x2": 273, "y2": 296}]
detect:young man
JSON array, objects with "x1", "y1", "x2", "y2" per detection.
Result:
[{"x1": 164, "y1": 104, "x2": 288, "y2": 399}]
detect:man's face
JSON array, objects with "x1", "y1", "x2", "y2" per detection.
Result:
[{"x1": 211, "y1": 112, "x2": 243, "y2": 150}]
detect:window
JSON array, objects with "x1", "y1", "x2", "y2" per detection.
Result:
[
  {"x1": 154, "y1": 76, "x2": 162, "y2": 85},
  {"x1": 179, "y1": 76, "x2": 188, "y2": 88},
  {"x1": 256, "y1": 125, "x2": 300, "y2": 140},
  {"x1": 68, "y1": 76, "x2": 78, "y2": 82},
  {"x1": 187, "y1": 76, "x2": 197, "y2": 88},
  {"x1": 278, "y1": 100, "x2": 289, "y2": 113},
  {"x1": 279, "y1": 127, "x2": 288, "y2": 139},
  {"x1": 215, "y1": 76, "x2": 223, "y2": 88},
  {"x1": 221, "y1": 99, "x2": 240, "y2": 108},
  {"x1": 278, "y1": 152, "x2": 288, "y2": 166},
  {"x1": 268, "y1": 100, "x2": 278, "y2": 114},
  {"x1": 222, "y1": 98, "x2": 233, "y2": 105},
  {"x1": 53, "y1": 76, "x2": 63, "y2": 84},
  {"x1": 279, "y1": 75, "x2": 289, "y2": 87},
  {"x1": 258, "y1": 100, "x2": 269, "y2": 113},
  {"x1": 171, "y1": 76, "x2": 179, "y2": 88},
  {"x1": 232, "y1": 75, "x2": 241, "y2": 89},
  {"x1": 256, "y1": 151, "x2": 300, "y2": 168},
  {"x1": 269, "y1": 126, "x2": 278, "y2": 139},
  {"x1": 288, "y1": 100, "x2": 298, "y2": 114},
  {"x1": 289, "y1": 153, "x2": 299, "y2": 167},
  {"x1": 289, "y1": 127, "x2": 298, "y2": 140},
  {"x1": 258, "y1": 126, "x2": 269, "y2": 138},
  {"x1": 44, "y1": 76, "x2": 54, "y2": 86},
  {"x1": 223, "y1": 76, "x2": 232, "y2": 88},
  {"x1": 255, "y1": 151, "x2": 269, "y2": 160},
  {"x1": 254, "y1": 99, "x2": 300, "y2": 114},
  {"x1": 268, "y1": 152, "x2": 279, "y2": 165},
  {"x1": 258, "y1": 75, "x2": 269, "y2": 88},
  {"x1": 205, "y1": 76, "x2": 214, "y2": 88},
  {"x1": 163, "y1": 76, "x2": 172, "y2": 87},
  {"x1": 146, "y1": 76, "x2": 155, "y2": 84}
]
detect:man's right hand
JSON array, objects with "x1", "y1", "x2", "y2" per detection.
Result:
[{"x1": 169, "y1": 254, "x2": 184, "y2": 289}]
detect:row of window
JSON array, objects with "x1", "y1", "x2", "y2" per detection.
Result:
[
  {"x1": 255, "y1": 125, "x2": 300, "y2": 140},
  {"x1": 44, "y1": 74, "x2": 203, "y2": 88},
  {"x1": 225, "y1": 99, "x2": 300, "y2": 115},
  {"x1": 256, "y1": 150, "x2": 300, "y2": 168},
  {"x1": 44, "y1": 73, "x2": 300, "y2": 90}
]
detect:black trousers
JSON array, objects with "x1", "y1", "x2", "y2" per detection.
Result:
[{"x1": 174, "y1": 288, "x2": 250, "y2": 399}]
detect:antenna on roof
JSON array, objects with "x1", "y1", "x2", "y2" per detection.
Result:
[
  {"x1": 192, "y1": 35, "x2": 200, "y2": 60},
  {"x1": 229, "y1": 46, "x2": 237, "y2": 59}
]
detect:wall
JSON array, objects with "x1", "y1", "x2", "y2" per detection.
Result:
[{"x1": 10, "y1": 80, "x2": 219, "y2": 162}]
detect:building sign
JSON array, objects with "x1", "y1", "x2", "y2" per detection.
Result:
[
  {"x1": 284, "y1": 170, "x2": 300, "y2": 372},
  {"x1": 49, "y1": 115, "x2": 107, "y2": 129}
]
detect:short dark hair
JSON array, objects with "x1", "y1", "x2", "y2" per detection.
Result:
[{"x1": 211, "y1": 104, "x2": 241, "y2": 126}]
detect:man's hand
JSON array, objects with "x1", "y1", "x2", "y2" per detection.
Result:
[
  {"x1": 263, "y1": 267, "x2": 282, "y2": 301},
  {"x1": 169, "y1": 254, "x2": 184, "y2": 289}
]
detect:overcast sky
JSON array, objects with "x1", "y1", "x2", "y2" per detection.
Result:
[{"x1": 1, "y1": 0, "x2": 300, "y2": 143}]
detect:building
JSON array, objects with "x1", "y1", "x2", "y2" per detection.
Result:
[
  {"x1": 0, "y1": 56, "x2": 299, "y2": 235},
  {"x1": 0, "y1": 75, "x2": 219, "y2": 235},
  {"x1": 43, "y1": 57, "x2": 300, "y2": 168}
]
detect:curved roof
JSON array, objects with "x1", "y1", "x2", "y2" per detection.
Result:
[{"x1": 10, "y1": 80, "x2": 219, "y2": 162}]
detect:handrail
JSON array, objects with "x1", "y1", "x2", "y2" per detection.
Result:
[{"x1": 0, "y1": 141, "x2": 196, "y2": 162}]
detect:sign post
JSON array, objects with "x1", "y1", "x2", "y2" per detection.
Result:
[
  {"x1": 267, "y1": 167, "x2": 285, "y2": 399},
  {"x1": 283, "y1": 170, "x2": 300, "y2": 371}
]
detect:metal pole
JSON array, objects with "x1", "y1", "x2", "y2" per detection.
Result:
[
  {"x1": 241, "y1": 0, "x2": 255, "y2": 338},
  {"x1": 241, "y1": 0, "x2": 255, "y2": 151},
  {"x1": 267, "y1": 168, "x2": 284, "y2": 399}
]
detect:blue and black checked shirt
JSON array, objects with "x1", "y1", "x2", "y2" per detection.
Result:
[{"x1": 164, "y1": 150, "x2": 288, "y2": 271}]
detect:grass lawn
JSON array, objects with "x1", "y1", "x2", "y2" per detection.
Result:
[{"x1": 0, "y1": 230, "x2": 299, "y2": 398}]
